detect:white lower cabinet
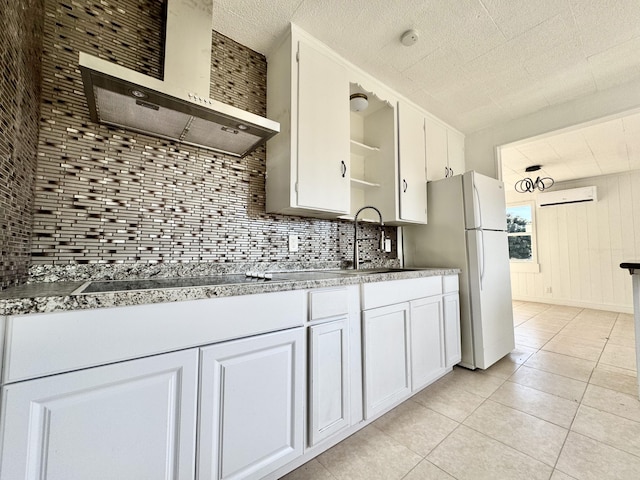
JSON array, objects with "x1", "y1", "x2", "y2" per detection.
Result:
[
  {"x1": 0, "y1": 278, "x2": 459, "y2": 480},
  {"x1": 443, "y1": 274, "x2": 462, "y2": 367},
  {"x1": 308, "y1": 318, "x2": 350, "y2": 446},
  {"x1": 444, "y1": 292, "x2": 462, "y2": 367},
  {"x1": 362, "y1": 303, "x2": 411, "y2": 419},
  {"x1": 362, "y1": 275, "x2": 459, "y2": 421},
  {"x1": 198, "y1": 328, "x2": 304, "y2": 480},
  {"x1": 0, "y1": 349, "x2": 199, "y2": 480},
  {"x1": 410, "y1": 295, "x2": 445, "y2": 391}
]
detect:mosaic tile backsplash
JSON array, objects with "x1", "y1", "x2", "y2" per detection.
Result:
[
  {"x1": 29, "y1": 0, "x2": 397, "y2": 269},
  {"x1": 0, "y1": 0, "x2": 45, "y2": 289}
]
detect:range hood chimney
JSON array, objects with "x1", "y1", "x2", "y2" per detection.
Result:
[{"x1": 78, "y1": 0, "x2": 279, "y2": 158}]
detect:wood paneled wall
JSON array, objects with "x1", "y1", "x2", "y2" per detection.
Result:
[{"x1": 505, "y1": 170, "x2": 640, "y2": 313}]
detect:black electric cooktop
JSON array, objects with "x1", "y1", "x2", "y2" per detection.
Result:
[{"x1": 78, "y1": 274, "x2": 277, "y2": 294}]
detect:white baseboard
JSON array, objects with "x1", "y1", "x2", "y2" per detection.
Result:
[{"x1": 511, "y1": 294, "x2": 633, "y2": 314}]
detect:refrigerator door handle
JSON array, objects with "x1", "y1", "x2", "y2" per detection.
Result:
[
  {"x1": 473, "y1": 183, "x2": 483, "y2": 229},
  {"x1": 479, "y1": 230, "x2": 485, "y2": 290}
]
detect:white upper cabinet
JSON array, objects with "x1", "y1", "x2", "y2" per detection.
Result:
[
  {"x1": 397, "y1": 101, "x2": 428, "y2": 223},
  {"x1": 266, "y1": 27, "x2": 350, "y2": 217},
  {"x1": 425, "y1": 116, "x2": 448, "y2": 181},
  {"x1": 296, "y1": 41, "x2": 350, "y2": 213},
  {"x1": 447, "y1": 129, "x2": 465, "y2": 178},
  {"x1": 425, "y1": 116, "x2": 465, "y2": 181},
  {"x1": 266, "y1": 24, "x2": 463, "y2": 222}
]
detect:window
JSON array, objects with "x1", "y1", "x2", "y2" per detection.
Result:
[{"x1": 506, "y1": 203, "x2": 535, "y2": 262}]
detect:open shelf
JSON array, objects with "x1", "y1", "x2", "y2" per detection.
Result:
[
  {"x1": 351, "y1": 178, "x2": 380, "y2": 188},
  {"x1": 350, "y1": 139, "x2": 380, "y2": 156},
  {"x1": 349, "y1": 82, "x2": 395, "y2": 221},
  {"x1": 338, "y1": 214, "x2": 380, "y2": 223}
]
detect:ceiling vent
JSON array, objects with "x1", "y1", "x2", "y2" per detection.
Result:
[
  {"x1": 536, "y1": 186, "x2": 597, "y2": 207},
  {"x1": 78, "y1": 0, "x2": 279, "y2": 157}
]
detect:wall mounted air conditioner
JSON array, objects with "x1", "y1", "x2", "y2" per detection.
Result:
[{"x1": 536, "y1": 186, "x2": 597, "y2": 207}]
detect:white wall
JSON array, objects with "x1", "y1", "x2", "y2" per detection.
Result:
[{"x1": 505, "y1": 171, "x2": 640, "y2": 313}]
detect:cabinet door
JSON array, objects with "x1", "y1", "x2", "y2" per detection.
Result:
[
  {"x1": 446, "y1": 129, "x2": 465, "y2": 177},
  {"x1": 444, "y1": 292, "x2": 462, "y2": 367},
  {"x1": 308, "y1": 318, "x2": 350, "y2": 446},
  {"x1": 362, "y1": 303, "x2": 411, "y2": 419},
  {"x1": 397, "y1": 102, "x2": 428, "y2": 223},
  {"x1": 198, "y1": 328, "x2": 304, "y2": 480},
  {"x1": 425, "y1": 116, "x2": 449, "y2": 181},
  {"x1": 296, "y1": 40, "x2": 350, "y2": 213},
  {"x1": 0, "y1": 350, "x2": 198, "y2": 480},
  {"x1": 410, "y1": 296, "x2": 445, "y2": 391}
]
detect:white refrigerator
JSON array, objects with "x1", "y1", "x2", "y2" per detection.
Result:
[{"x1": 403, "y1": 171, "x2": 515, "y2": 370}]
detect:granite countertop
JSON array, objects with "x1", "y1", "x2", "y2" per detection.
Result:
[{"x1": 0, "y1": 266, "x2": 460, "y2": 316}]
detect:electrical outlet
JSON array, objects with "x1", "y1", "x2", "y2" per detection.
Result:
[
  {"x1": 384, "y1": 238, "x2": 392, "y2": 252},
  {"x1": 288, "y1": 234, "x2": 299, "y2": 252},
  {"x1": 545, "y1": 286, "x2": 552, "y2": 294}
]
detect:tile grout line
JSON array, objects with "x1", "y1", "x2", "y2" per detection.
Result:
[
  {"x1": 521, "y1": 306, "x2": 583, "y2": 479},
  {"x1": 459, "y1": 420, "x2": 562, "y2": 472},
  {"x1": 523, "y1": 309, "x2": 620, "y2": 480},
  {"x1": 283, "y1": 302, "x2": 638, "y2": 479},
  {"x1": 523, "y1": 305, "x2": 640, "y2": 477},
  {"x1": 400, "y1": 370, "x2": 512, "y2": 479}
]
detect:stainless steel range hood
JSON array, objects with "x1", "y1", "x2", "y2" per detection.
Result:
[{"x1": 78, "y1": 0, "x2": 279, "y2": 158}]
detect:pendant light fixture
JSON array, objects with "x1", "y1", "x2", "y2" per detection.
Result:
[{"x1": 515, "y1": 165, "x2": 555, "y2": 193}]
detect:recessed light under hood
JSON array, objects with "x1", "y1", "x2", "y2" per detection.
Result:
[{"x1": 78, "y1": 0, "x2": 279, "y2": 158}]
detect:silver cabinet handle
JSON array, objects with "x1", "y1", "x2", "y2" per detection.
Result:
[{"x1": 403, "y1": 179, "x2": 408, "y2": 192}]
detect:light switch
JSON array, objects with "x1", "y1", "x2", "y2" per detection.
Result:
[{"x1": 384, "y1": 238, "x2": 392, "y2": 252}]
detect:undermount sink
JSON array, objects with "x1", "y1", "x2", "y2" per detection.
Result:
[{"x1": 335, "y1": 268, "x2": 419, "y2": 275}]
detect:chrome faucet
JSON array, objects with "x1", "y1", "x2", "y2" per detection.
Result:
[{"x1": 353, "y1": 206, "x2": 385, "y2": 269}]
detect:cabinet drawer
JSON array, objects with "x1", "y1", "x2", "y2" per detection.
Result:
[
  {"x1": 309, "y1": 288, "x2": 349, "y2": 321},
  {"x1": 443, "y1": 275, "x2": 459, "y2": 293},
  {"x1": 361, "y1": 276, "x2": 442, "y2": 310},
  {"x1": 3, "y1": 290, "x2": 306, "y2": 384}
]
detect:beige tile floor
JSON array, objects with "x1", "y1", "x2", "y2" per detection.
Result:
[{"x1": 281, "y1": 301, "x2": 640, "y2": 480}]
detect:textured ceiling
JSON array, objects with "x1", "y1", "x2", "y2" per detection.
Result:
[{"x1": 211, "y1": 0, "x2": 640, "y2": 135}]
